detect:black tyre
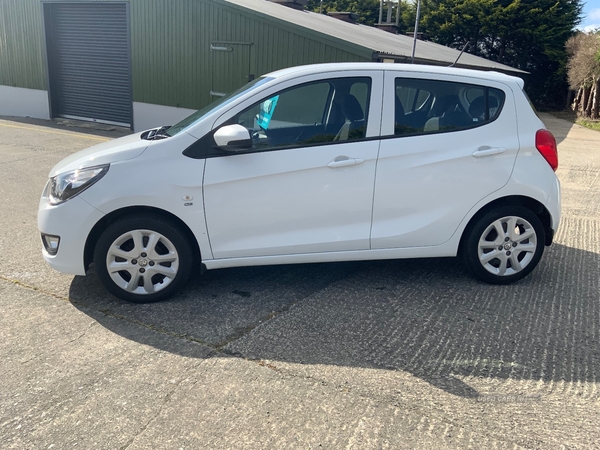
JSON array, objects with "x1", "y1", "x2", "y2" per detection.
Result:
[
  {"x1": 94, "y1": 215, "x2": 193, "y2": 303},
  {"x1": 462, "y1": 206, "x2": 545, "y2": 284}
]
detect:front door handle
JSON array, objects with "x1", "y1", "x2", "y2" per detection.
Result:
[
  {"x1": 472, "y1": 146, "x2": 507, "y2": 157},
  {"x1": 328, "y1": 157, "x2": 365, "y2": 168}
]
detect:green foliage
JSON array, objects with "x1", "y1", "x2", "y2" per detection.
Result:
[
  {"x1": 306, "y1": 0, "x2": 381, "y2": 25},
  {"x1": 415, "y1": 0, "x2": 583, "y2": 109},
  {"x1": 577, "y1": 118, "x2": 600, "y2": 131},
  {"x1": 309, "y1": 0, "x2": 582, "y2": 109}
]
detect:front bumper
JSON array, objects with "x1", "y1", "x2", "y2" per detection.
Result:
[{"x1": 38, "y1": 194, "x2": 105, "y2": 275}]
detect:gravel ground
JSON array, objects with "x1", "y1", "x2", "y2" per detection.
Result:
[{"x1": 0, "y1": 113, "x2": 598, "y2": 449}]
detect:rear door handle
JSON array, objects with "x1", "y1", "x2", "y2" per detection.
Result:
[
  {"x1": 472, "y1": 146, "x2": 506, "y2": 157},
  {"x1": 328, "y1": 157, "x2": 365, "y2": 168}
]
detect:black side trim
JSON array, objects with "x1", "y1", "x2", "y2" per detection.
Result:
[
  {"x1": 182, "y1": 131, "x2": 382, "y2": 160},
  {"x1": 182, "y1": 131, "x2": 221, "y2": 159},
  {"x1": 226, "y1": 138, "x2": 253, "y2": 151}
]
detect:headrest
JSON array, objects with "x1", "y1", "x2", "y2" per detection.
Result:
[{"x1": 339, "y1": 94, "x2": 364, "y2": 121}]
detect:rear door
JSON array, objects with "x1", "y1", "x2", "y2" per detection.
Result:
[{"x1": 371, "y1": 71, "x2": 519, "y2": 249}]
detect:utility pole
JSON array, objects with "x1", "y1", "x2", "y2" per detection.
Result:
[{"x1": 411, "y1": 0, "x2": 421, "y2": 64}]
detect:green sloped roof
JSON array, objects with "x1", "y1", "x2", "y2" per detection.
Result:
[{"x1": 222, "y1": 0, "x2": 525, "y2": 73}]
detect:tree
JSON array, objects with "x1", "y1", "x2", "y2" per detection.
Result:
[
  {"x1": 306, "y1": 0, "x2": 381, "y2": 25},
  {"x1": 417, "y1": 0, "x2": 583, "y2": 109},
  {"x1": 566, "y1": 31, "x2": 600, "y2": 119},
  {"x1": 307, "y1": 0, "x2": 582, "y2": 109}
]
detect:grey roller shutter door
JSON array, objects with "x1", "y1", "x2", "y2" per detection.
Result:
[{"x1": 47, "y1": 3, "x2": 132, "y2": 128}]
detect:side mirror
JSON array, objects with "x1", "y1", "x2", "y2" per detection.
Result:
[{"x1": 214, "y1": 124, "x2": 252, "y2": 152}]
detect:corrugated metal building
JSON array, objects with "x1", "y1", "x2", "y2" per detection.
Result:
[{"x1": 0, "y1": 0, "x2": 520, "y2": 131}]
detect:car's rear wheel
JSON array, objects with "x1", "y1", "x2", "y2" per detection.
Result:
[
  {"x1": 94, "y1": 216, "x2": 193, "y2": 303},
  {"x1": 462, "y1": 206, "x2": 545, "y2": 284}
]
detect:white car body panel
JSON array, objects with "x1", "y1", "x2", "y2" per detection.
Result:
[
  {"x1": 79, "y1": 131, "x2": 214, "y2": 261},
  {"x1": 204, "y1": 70, "x2": 384, "y2": 258},
  {"x1": 49, "y1": 131, "x2": 149, "y2": 176},
  {"x1": 204, "y1": 141, "x2": 381, "y2": 258},
  {"x1": 38, "y1": 195, "x2": 104, "y2": 275},
  {"x1": 371, "y1": 72, "x2": 520, "y2": 249}
]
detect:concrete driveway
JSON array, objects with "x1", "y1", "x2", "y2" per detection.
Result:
[{"x1": 0, "y1": 114, "x2": 598, "y2": 449}]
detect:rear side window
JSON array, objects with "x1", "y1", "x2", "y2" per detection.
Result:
[{"x1": 394, "y1": 78, "x2": 506, "y2": 136}]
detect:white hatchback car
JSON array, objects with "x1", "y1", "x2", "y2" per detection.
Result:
[{"x1": 38, "y1": 63, "x2": 560, "y2": 303}]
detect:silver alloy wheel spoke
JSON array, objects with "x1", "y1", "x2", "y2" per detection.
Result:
[
  {"x1": 510, "y1": 253, "x2": 523, "y2": 272},
  {"x1": 507, "y1": 216, "x2": 519, "y2": 241},
  {"x1": 107, "y1": 261, "x2": 137, "y2": 273},
  {"x1": 142, "y1": 274, "x2": 155, "y2": 294},
  {"x1": 148, "y1": 265, "x2": 177, "y2": 277},
  {"x1": 144, "y1": 232, "x2": 159, "y2": 255},
  {"x1": 106, "y1": 229, "x2": 180, "y2": 295},
  {"x1": 492, "y1": 219, "x2": 506, "y2": 241},
  {"x1": 516, "y1": 229, "x2": 535, "y2": 243},
  {"x1": 517, "y1": 243, "x2": 536, "y2": 252},
  {"x1": 131, "y1": 230, "x2": 144, "y2": 254},
  {"x1": 497, "y1": 256, "x2": 508, "y2": 275},
  {"x1": 480, "y1": 249, "x2": 501, "y2": 264},
  {"x1": 125, "y1": 273, "x2": 140, "y2": 292},
  {"x1": 478, "y1": 215, "x2": 537, "y2": 277},
  {"x1": 108, "y1": 247, "x2": 133, "y2": 260},
  {"x1": 151, "y1": 252, "x2": 178, "y2": 263},
  {"x1": 478, "y1": 239, "x2": 500, "y2": 250}
]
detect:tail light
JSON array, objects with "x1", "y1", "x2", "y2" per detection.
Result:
[{"x1": 535, "y1": 129, "x2": 558, "y2": 171}]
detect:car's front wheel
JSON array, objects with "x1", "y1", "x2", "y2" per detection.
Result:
[
  {"x1": 462, "y1": 206, "x2": 545, "y2": 284},
  {"x1": 94, "y1": 216, "x2": 193, "y2": 303}
]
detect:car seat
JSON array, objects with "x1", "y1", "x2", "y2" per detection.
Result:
[{"x1": 334, "y1": 94, "x2": 365, "y2": 141}]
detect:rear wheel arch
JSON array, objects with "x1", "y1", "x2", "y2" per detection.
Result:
[
  {"x1": 84, "y1": 206, "x2": 201, "y2": 272},
  {"x1": 459, "y1": 195, "x2": 553, "y2": 255}
]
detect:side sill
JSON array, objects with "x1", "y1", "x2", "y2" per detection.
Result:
[{"x1": 202, "y1": 245, "x2": 457, "y2": 271}]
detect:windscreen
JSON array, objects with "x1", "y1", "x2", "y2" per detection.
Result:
[{"x1": 166, "y1": 77, "x2": 274, "y2": 136}]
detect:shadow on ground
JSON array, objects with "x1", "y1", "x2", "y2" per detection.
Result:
[
  {"x1": 539, "y1": 112, "x2": 576, "y2": 145},
  {"x1": 69, "y1": 243, "x2": 599, "y2": 398}
]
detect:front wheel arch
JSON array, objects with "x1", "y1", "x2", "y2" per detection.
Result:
[{"x1": 84, "y1": 206, "x2": 201, "y2": 273}]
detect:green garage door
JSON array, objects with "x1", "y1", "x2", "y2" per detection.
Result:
[{"x1": 44, "y1": 2, "x2": 132, "y2": 128}]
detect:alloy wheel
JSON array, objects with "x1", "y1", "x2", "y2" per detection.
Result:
[
  {"x1": 105, "y1": 229, "x2": 180, "y2": 295},
  {"x1": 477, "y1": 215, "x2": 537, "y2": 276}
]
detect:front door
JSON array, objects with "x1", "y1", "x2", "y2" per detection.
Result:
[{"x1": 203, "y1": 72, "x2": 383, "y2": 259}]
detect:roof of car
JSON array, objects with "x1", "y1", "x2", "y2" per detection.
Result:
[
  {"x1": 222, "y1": 0, "x2": 525, "y2": 74},
  {"x1": 266, "y1": 63, "x2": 525, "y2": 88}
]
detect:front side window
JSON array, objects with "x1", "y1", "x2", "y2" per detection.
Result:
[
  {"x1": 231, "y1": 77, "x2": 372, "y2": 152},
  {"x1": 394, "y1": 78, "x2": 506, "y2": 136}
]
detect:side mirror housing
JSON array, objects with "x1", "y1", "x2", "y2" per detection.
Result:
[{"x1": 214, "y1": 124, "x2": 252, "y2": 152}]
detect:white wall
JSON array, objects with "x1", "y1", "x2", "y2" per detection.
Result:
[
  {"x1": 133, "y1": 102, "x2": 197, "y2": 132},
  {"x1": 0, "y1": 86, "x2": 50, "y2": 120},
  {"x1": 0, "y1": 88, "x2": 197, "y2": 132}
]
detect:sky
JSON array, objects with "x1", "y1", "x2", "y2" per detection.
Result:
[{"x1": 581, "y1": 0, "x2": 600, "y2": 31}]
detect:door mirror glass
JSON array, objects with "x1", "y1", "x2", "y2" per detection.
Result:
[{"x1": 214, "y1": 124, "x2": 252, "y2": 152}]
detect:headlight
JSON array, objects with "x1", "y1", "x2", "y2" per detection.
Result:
[{"x1": 48, "y1": 164, "x2": 109, "y2": 205}]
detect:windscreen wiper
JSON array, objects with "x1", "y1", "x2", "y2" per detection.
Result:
[{"x1": 140, "y1": 125, "x2": 172, "y2": 141}]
